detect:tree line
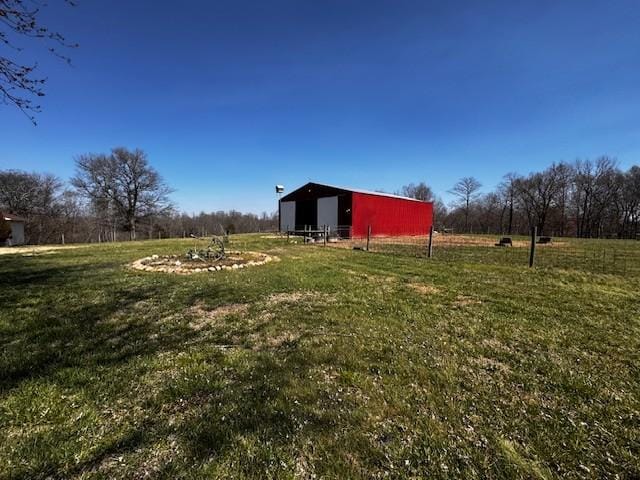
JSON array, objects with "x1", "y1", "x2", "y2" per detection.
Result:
[
  {"x1": 401, "y1": 156, "x2": 640, "y2": 238},
  {"x1": 3, "y1": 150, "x2": 639, "y2": 244},
  {"x1": 0, "y1": 147, "x2": 277, "y2": 245}
]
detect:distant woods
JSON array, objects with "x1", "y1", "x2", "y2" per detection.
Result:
[
  {"x1": 0, "y1": 148, "x2": 277, "y2": 244},
  {"x1": 2, "y1": 152, "x2": 639, "y2": 244},
  {"x1": 401, "y1": 157, "x2": 640, "y2": 238}
]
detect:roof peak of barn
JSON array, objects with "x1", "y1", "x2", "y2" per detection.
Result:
[{"x1": 287, "y1": 182, "x2": 429, "y2": 203}]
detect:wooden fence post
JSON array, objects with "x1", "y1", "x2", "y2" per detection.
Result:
[
  {"x1": 61, "y1": 233, "x2": 65, "y2": 245},
  {"x1": 529, "y1": 226, "x2": 537, "y2": 268},
  {"x1": 366, "y1": 225, "x2": 371, "y2": 251},
  {"x1": 427, "y1": 225, "x2": 434, "y2": 258},
  {"x1": 323, "y1": 225, "x2": 327, "y2": 246}
]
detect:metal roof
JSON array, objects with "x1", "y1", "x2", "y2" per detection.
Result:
[
  {"x1": 317, "y1": 182, "x2": 428, "y2": 202},
  {"x1": 282, "y1": 182, "x2": 429, "y2": 203}
]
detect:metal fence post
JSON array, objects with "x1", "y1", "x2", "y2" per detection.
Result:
[
  {"x1": 366, "y1": 225, "x2": 371, "y2": 251},
  {"x1": 427, "y1": 225, "x2": 434, "y2": 258},
  {"x1": 529, "y1": 226, "x2": 537, "y2": 267}
]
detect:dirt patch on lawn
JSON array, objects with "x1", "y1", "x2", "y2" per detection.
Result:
[
  {"x1": 408, "y1": 283, "x2": 440, "y2": 295},
  {"x1": 0, "y1": 245, "x2": 84, "y2": 256},
  {"x1": 453, "y1": 295, "x2": 483, "y2": 307},
  {"x1": 343, "y1": 269, "x2": 398, "y2": 288},
  {"x1": 264, "y1": 290, "x2": 336, "y2": 306},
  {"x1": 249, "y1": 330, "x2": 301, "y2": 350},
  {"x1": 188, "y1": 302, "x2": 249, "y2": 330},
  {"x1": 473, "y1": 356, "x2": 512, "y2": 374}
]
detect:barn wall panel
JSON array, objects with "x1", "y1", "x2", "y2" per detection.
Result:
[
  {"x1": 317, "y1": 196, "x2": 338, "y2": 230},
  {"x1": 279, "y1": 201, "x2": 296, "y2": 231},
  {"x1": 351, "y1": 193, "x2": 432, "y2": 237}
]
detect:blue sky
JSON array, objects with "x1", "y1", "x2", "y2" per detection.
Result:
[{"x1": 1, "y1": 0, "x2": 639, "y2": 214}]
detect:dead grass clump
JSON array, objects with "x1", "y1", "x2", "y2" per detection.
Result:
[
  {"x1": 249, "y1": 330, "x2": 301, "y2": 350},
  {"x1": 473, "y1": 356, "x2": 512, "y2": 374},
  {"x1": 343, "y1": 269, "x2": 396, "y2": 282},
  {"x1": 408, "y1": 283, "x2": 440, "y2": 295},
  {"x1": 188, "y1": 302, "x2": 249, "y2": 330},
  {"x1": 481, "y1": 337, "x2": 514, "y2": 354},
  {"x1": 264, "y1": 291, "x2": 335, "y2": 306},
  {"x1": 453, "y1": 295, "x2": 483, "y2": 307}
]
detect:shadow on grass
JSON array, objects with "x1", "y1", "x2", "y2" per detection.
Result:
[
  {"x1": 0, "y1": 254, "x2": 345, "y2": 479},
  {"x1": 65, "y1": 349, "x2": 324, "y2": 478},
  {"x1": 0, "y1": 255, "x2": 225, "y2": 390}
]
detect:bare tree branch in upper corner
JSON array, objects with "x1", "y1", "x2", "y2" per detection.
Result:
[{"x1": 0, "y1": 0, "x2": 78, "y2": 124}]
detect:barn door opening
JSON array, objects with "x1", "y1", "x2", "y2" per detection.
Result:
[
  {"x1": 337, "y1": 193, "x2": 352, "y2": 237},
  {"x1": 295, "y1": 199, "x2": 317, "y2": 229}
]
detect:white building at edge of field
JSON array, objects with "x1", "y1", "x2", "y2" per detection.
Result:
[{"x1": 2, "y1": 213, "x2": 26, "y2": 246}]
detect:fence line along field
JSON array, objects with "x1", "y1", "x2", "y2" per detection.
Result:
[
  {"x1": 333, "y1": 232, "x2": 640, "y2": 276},
  {"x1": 1, "y1": 233, "x2": 639, "y2": 478}
]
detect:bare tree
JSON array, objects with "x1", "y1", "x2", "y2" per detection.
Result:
[
  {"x1": 72, "y1": 148, "x2": 173, "y2": 240},
  {"x1": 1, "y1": 0, "x2": 77, "y2": 123},
  {"x1": 448, "y1": 177, "x2": 482, "y2": 232},
  {"x1": 476, "y1": 192, "x2": 503, "y2": 234},
  {"x1": 497, "y1": 173, "x2": 519, "y2": 234},
  {"x1": 572, "y1": 157, "x2": 619, "y2": 237},
  {"x1": 553, "y1": 162, "x2": 574, "y2": 236},
  {"x1": 0, "y1": 169, "x2": 64, "y2": 243},
  {"x1": 514, "y1": 164, "x2": 567, "y2": 235},
  {"x1": 398, "y1": 182, "x2": 434, "y2": 201},
  {"x1": 616, "y1": 166, "x2": 640, "y2": 238},
  {"x1": 432, "y1": 197, "x2": 448, "y2": 229}
]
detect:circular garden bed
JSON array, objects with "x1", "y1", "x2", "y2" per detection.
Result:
[{"x1": 130, "y1": 251, "x2": 275, "y2": 274}]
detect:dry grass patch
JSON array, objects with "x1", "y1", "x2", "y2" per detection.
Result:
[
  {"x1": 408, "y1": 283, "x2": 440, "y2": 295},
  {"x1": 472, "y1": 356, "x2": 513, "y2": 374},
  {"x1": 264, "y1": 290, "x2": 336, "y2": 306},
  {"x1": 453, "y1": 294, "x2": 483, "y2": 307},
  {"x1": 86, "y1": 435, "x2": 183, "y2": 479},
  {"x1": 187, "y1": 302, "x2": 249, "y2": 331},
  {"x1": 249, "y1": 330, "x2": 301, "y2": 351},
  {"x1": 0, "y1": 244, "x2": 84, "y2": 256}
]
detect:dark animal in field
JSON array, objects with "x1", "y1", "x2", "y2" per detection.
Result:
[{"x1": 495, "y1": 237, "x2": 513, "y2": 247}]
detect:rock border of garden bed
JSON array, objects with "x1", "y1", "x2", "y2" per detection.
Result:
[{"x1": 129, "y1": 251, "x2": 276, "y2": 274}]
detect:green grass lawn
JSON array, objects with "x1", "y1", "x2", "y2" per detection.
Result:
[{"x1": 1, "y1": 235, "x2": 639, "y2": 479}]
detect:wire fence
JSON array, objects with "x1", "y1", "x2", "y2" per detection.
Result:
[{"x1": 292, "y1": 228, "x2": 640, "y2": 277}]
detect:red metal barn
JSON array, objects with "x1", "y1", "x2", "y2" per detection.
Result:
[{"x1": 279, "y1": 182, "x2": 433, "y2": 237}]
